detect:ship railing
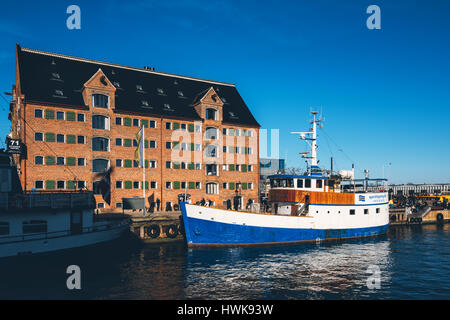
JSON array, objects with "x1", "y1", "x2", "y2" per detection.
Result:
[
  {"x1": 0, "y1": 219, "x2": 128, "y2": 244},
  {"x1": 8, "y1": 191, "x2": 95, "y2": 210},
  {"x1": 340, "y1": 178, "x2": 388, "y2": 193}
]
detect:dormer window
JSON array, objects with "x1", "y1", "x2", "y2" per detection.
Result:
[
  {"x1": 113, "y1": 81, "x2": 120, "y2": 88},
  {"x1": 92, "y1": 94, "x2": 109, "y2": 108},
  {"x1": 141, "y1": 100, "x2": 149, "y2": 107},
  {"x1": 205, "y1": 108, "x2": 218, "y2": 120},
  {"x1": 177, "y1": 91, "x2": 184, "y2": 97},
  {"x1": 51, "y1": 72, "x2": 61, "y2": 81},
  {"x1": 157, "y1": 88, "x2": 164, "y2": 95},
  {"x1": 163, "y1": 103, "x2": 173, "y2": 111},
  {"x1": 136, "y1": 85, "x2": 143, "y2": 92},
  {"x1": 221, "y1": 97, "x2": 227, "y2": 103},
  {"x1": 55, "y1": 89, "x2": 64, "y2": 96}
]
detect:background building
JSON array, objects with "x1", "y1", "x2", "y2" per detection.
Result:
[
  {"x1": 9, "y1": 45, "x2": 260, "y2": 211},
  {"x1": 259, "y1": 157, "x2": 285, "y2": 195}
]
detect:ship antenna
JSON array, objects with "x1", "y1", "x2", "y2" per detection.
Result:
[{"x1": 291, "y1": 111, "x2": 322, "y2": 172}]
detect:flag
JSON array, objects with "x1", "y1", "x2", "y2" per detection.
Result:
[
  {"x1": 94, "y1": 166, "x2": 114, "y2": 205},
  {"x1": 134, "y1": 126, "x2": 144, "y2": 167}
]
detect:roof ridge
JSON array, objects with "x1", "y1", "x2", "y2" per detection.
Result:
[{"x1": 21, "y1": 47, "x2": 236, "y2": 87}]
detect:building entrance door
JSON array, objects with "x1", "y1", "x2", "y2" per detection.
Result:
[{"x1": 70, "y1": 211, "x2": 83, "y2": 235}]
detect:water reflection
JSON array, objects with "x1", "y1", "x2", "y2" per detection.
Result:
[
  {"x1": 184, "y1": 237, "x2": 393, "y2": 299},
  {"x1": 0, "y1": 224, "x2": 448, "y2": 299}
]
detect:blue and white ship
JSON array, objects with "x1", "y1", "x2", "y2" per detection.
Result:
[{"x1": 181, "y1": 112, "x2": 389, "y2": 247}]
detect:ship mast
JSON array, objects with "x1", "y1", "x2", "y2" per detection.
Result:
[{"x1": 291, "y1": 111, "x2": 322, "y2": 172}]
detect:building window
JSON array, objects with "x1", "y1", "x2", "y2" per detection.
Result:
[
  {"x1": 77, "y1": 135, "x2": 85, "y2": 144},
  {"x1": 149, "y1": 120, "x2": 156, "y2": 128},
  {"x1": 205, "y1": 127, "x2": 218, "y2": 140},
  {"x1": 166, "y1": 141, "x2": 172, "y2": 149},
  {"x1": 115, "y1": 117, "x2": 122, "y2": 125},
  {"x1": 92, "y1": 94, "x2": 109, "y2": 108},
  {"x1": 364, "y1": 209, "x2": 369, "y2": 215},
  {"x1": 166, "y1": 161, "x2": 171, "y2": 169},
  {"x1": 35, "y1": 181, "x2": 44, "y2": 189},
  {"x1": 92, "y1": 137, "x2": 109, "y2": 152},
  {"x1": 248, "y1": 183, "x2": 253, "y2": 189},
  {"x1": 77, "y1": 158, "x2": 85, "y2": 166},
  {"x1": 93, "y1": 181, "x2": 102, "y2": 194},
  {"x1": 205, "y1": 144, "x2": 217, "y2": 158},
  {"x1": 97, "y1": 203, "x2": 105, "y2": 209},
  {"x1": 149, "y1": 140, "x2": 156, "y2": 148},
  {"x1": 56, "y1": 111, "x2": 65, "y2": 120},
  {"x1": 115, "y1": 138, "x2": 122, "y2": 146},
  {"x1": 92, "y1": 115, "x2": 109, "y2": 130},
  {"x1": 166, "y1": 181, "x2": 172, "y2": 189},
  {"x1": 56, "y1": 134, "x2": 65, "y2": 143},
  {"x1": 133, "y1": 118, "x2": 139, "y2": 127},
  {"x1": 205, "y1": 108, "x2": 218, "y2": 120},
  {"x1": 149, "y1": 160, "x2": 157, "y2": 168},
  {"x1": 77, "y1": 113, "x2": 85, "y2": 122},
  {"x1": 350, "y1": 209, "x2": 355, "y2": 215},
  {"x1": 34, "y1": 109, "x2": 43, "y2": 118},
  {"x1": 35, "y1": 156, "x2": 43, "y2": 165},
  {"x1": 206, "y1": 182, "x2": 218, "y2": 195},
  {"x1": 376, "y1": 208, "x2": 380, "y2": 214},
  {"x1": 116, "y1": 181, "x2": 123, "y2": 189},
  {"x1": 56, "y1": 157, "x2": 65, "y2": 165},
  {"x1": 206, "y1": 164, "x2": 218, "y2": 176},
  {"x1": 57, "y1": 180, "x2": 65, "y2": 189},
  {"x1": 150, "y1": 181, "x2": 157, "y2": 189},
  {"x1": 165, "y1": 122, "x2": 171, "y2": 130},
  {"x1": 35, "y1": 132, "x2": 43, "y2": 141},
  {"x1": 92, "y1": 159, "x2": 109, "y2": 173}
]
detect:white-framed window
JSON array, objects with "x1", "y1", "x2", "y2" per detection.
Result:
[
  {"x1": 92, "y1": 137, "x2": 110, "y2": 152},
  {"x1": 149, "y1": 120, "x2": 156, "y2": 128},
  {"x1": 206, "y1": 127, "x2": 218, "y2": 140},
  {"x1": 222, "y1": 164, "x2": 227, "y2": 171},
  {"x1": 57, "y1": 180, "x2": 65, "y2": 189},
  {"x1": 150, "y1": 181, "x2": 157, "y2": 189},
  {"x1": 195, "y1": 163, "x2": 201, "y2": 170},
  {"x1": 92, "y1": 93, "x2": 109, "y2": 108},
  {"x1": 206, "y1": 182, "x2": 218, "y2": 195},
  {"x1": 248, "y1": 182, "x2": 253, "y2": 189},
  {"x1": 56, "y1": 111, "x2": 65, "y2": 120},
  {"x1": 166, "y1": 181, "x2": 172, "y2": 189},
  {"x1": 34, "y1": 109, "x2": 43, "y2": 118},
  {"x1": 205, "y1": 108, "x2": 218, "y2": 120},
  {"x1": 149, "y1": 160, "x2": 157, "y2": 168},
  {"x1": 92, "y1": 158, "x2": 109, "y2": 173},
  {"x1": 92, "y1": 115, "x2": 110, "y2": 130},
  {"x1": 116, "y1": 181, "x2": 123, "y2": 189}
]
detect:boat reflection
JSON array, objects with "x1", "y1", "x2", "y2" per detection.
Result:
[{"x1": 184, "y1": 237, "x2": 393, "y2": 299}]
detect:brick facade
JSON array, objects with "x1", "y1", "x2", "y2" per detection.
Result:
[{"x1": 10, "y1": 47, "x2": 260, "y2": 211}]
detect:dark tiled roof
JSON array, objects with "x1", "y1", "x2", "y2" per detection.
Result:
[{"x1": 17, "y1": 46, "x2": 260, "y2": 127}]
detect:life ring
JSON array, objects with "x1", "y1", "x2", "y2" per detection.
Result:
[
  {"x1": 436, "y1": 213, "x2": 444, "y2": 223},
  {"x1": 165, "y1": 224, "x2": 178, "y2": 238},
  {"x1": 147, "y1": 224, "x2": 160, "y2": 238}
]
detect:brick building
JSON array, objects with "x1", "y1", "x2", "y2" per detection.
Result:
[{"x1": 9, "y1": 45, "x2": 260, "y2": 211}]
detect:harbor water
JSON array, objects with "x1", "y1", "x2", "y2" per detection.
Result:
[{"x1": 0, "y1": 224, "x2": 449, "y2": 300}]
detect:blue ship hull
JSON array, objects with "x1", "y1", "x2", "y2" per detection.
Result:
[{"x1": 181, "y1": 203, "x2": 389, "y2": 246}]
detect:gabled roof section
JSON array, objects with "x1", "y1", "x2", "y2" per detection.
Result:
[{"x1": 17, "y1": 46, "x2": 260, "y2": 127}]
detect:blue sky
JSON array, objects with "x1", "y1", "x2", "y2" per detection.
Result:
[{"x1": 0, "y1": 0, "x2": 449, "y2": 184}]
